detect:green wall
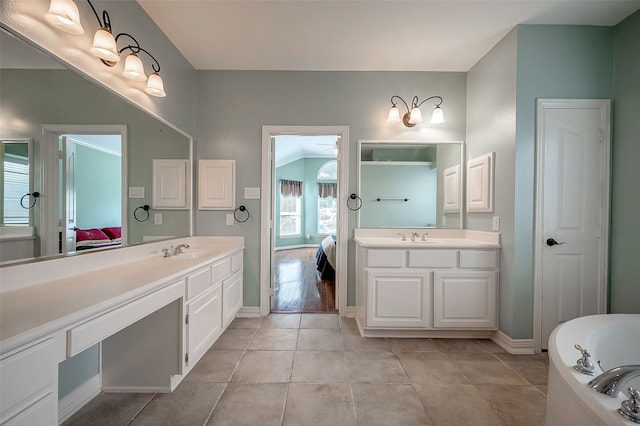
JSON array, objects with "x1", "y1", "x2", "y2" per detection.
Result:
[
  {"x1": 610, "y1": 10, "x2": 640, "y2": 313},
  {"x1": 75, "y1": 144, "x2": 122, "y2": 230}
]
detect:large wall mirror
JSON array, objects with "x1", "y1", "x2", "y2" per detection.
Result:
[
  {"x1": 0, "y1": 28, "x2": 192, "y2": 263},
  {"x1": 357, "y1": 140, "x2": 464, "y2": 229}
]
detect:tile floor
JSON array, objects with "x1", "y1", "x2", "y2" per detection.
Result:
[{"x1": 64, "y1": 314, "x2": 549, "y2": 426}]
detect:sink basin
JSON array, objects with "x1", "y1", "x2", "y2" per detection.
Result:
[{"x1": 168, "y1": 249, "x2": 208, "y2": 260}]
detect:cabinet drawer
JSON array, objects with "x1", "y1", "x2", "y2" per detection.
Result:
[
  {"x1": 68, "y1": 280, "x2": 184, "y2": 357},
  {"x1": 0, "y1": 338, "x2": 57, "y2": 421},
  {"x1": 231, "y1": 251, "x2": 243, "y2": 273},
  {"x1": 367, "y1": 249, "x2": 405, "y2": 267},
  {"x1": 459, "y1": 250, "x2": 498, "y2": 269},
  {"x1": 212, "y1": 256, "x2": 231, "y2": 282},
  {"x1": 408, "y1": 250, "x2": 457, "y2": 268},
  {"x1": 186, "y1": 266, "x2": 212, "y2": 300}
]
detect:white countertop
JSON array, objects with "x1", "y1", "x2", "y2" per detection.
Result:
[
  {"x1": 353, "y1": 228, "x2": 501, "y2": 249},
  {"x1": 0, "y1": 237, "x2": 244, "y2": 355}
]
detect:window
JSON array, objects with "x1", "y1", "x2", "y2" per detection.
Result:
[
  {"x1": 279, "y1": 179, "x2": 303, "y2": 237},
  {"x1": 3, "y1": 155, "x2": 29, "y2": 224},
  {"x1": 317, "y1": 161, "x2": 337, "y2": 235},
  {"x1": 280, "y1": 194, "x2": 301, "y2": 236}
]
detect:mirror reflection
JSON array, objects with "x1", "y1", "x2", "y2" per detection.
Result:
[
  {"x1": 1, "y1": 140, "x2": 31, "y2": 225},
  {"x1": 357, "y1": 140, "x2": 464, "y2": 229},
  {"x1": 0, "y1": 28, "x2": 192, "y2": 263}
]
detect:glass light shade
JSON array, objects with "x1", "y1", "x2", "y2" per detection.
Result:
[
  {"x1": 44, "y1": 0, "x2": 84, "y2": 35},
  {"x1": 122, "y1": 54, "x2": 147, "y2": 82},
  {"x1": 430, "y1": 106, "x2": 445, "y2": 124},
  {"x1": 387, "y1": 105, "x2": 400, "y2": 122},
  {"x1": 145, "y1": 73, "x2": 166, "y2": 97},
  {"x1": 408, "y1": 107, "x2": 423, "y2": 124},
  {"x1": 89, "y1": 29, "x2": 120, "y2": 63}
]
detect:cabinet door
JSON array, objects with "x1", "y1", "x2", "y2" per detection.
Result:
[
  {"x1": 366, "y1": 270, "x2": 431, "y2": 328},
  {"x1": 222, "y1": 270, "x2": 243, "y2": 328},
  {"x1": 433, "y1": 271, "x2": 497, "y2": 329},
  {"x1": 198, "y1": 160, "x2": 235, "y2": 210},
  {"x1": 153, "y1": 159, "x2": 189, "y2": 209},
  {"x1": 187, "y1": 285, "x2": 222, "y2": 368}
]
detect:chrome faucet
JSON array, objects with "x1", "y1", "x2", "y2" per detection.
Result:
[
  {"x1": 411, "y1": 232, "x2": 419, "y2": 242},
  {"x1": 173, "y1": 244, "x2": 190, "y2": 255},
  {"x1": 397, "y1": 233, "x2": 406, "y2": 241},
  {"x1": 421, "y1": 233, "x2": 429, "y2": 242},
  {"x1": 588, "y1": 365, "x2": 640, "y2": 397},
  {"x1": 162, "y1": 246, "x2": 174, "y2": 257}
]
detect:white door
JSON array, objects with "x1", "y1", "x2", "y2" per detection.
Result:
[
  {"x1": 62, "y1": 137, "x2": 77, "y2": 254},
  {"x1": 537, "y1": 99, "x2": 610, "y2": 349}
]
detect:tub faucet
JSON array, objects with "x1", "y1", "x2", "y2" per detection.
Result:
[
  {"x1": 588, "y1": 365, "x2": 640, "y2": 397},
  {"x1": 173, "y1": 244, "x2": 190, "y2": 255}
]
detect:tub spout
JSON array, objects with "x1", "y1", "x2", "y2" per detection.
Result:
[{"x1": 588, "y1": 365, "x2": 640, "y2": 397}]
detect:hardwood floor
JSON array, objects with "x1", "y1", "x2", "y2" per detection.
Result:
[{"x1": 273, "y1": 247, "x2": 336, "y2": 313}]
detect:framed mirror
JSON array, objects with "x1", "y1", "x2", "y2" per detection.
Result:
[
  {"x1": 357, "y1": 140, "x2": 464, "y2": 229},
  {"x1": 0, "y1": 28, "x2": 192, "y2": 263}
]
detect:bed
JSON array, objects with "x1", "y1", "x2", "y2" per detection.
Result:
[
  {"x1": 315, "y1": 235, "x2": 336, "y2": 281},
  {"x1": 75, "y1": 227, "x2": 122, "y2": 251}
]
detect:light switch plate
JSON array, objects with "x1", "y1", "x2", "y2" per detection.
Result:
[
  {"x1": 492, "y1": 216, "x2": 500, "y2": 231},
  {"x1": 226, "y1": 214, "x2": 234, "y2": 226},
  {"x1": 154, "y1": 213, "x2": 162, "y2": 225},
  {"x1": 129, "y1": 186, "x2": 145, "y2": 198},
  {"x1": 244, "y1": 187, "x2": 260, "y2": 199}
]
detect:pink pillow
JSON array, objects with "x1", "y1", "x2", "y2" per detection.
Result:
[
  {"x1": 76, "y1": 228, "x2": 111, "y2": 247},
  {"x1": 101, "y1": 227, "x2": 121, "y2": 240}
]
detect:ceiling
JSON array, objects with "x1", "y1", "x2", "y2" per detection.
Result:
[{"x1": 137, "y1": 0, "x2": 639, "y2": 72}]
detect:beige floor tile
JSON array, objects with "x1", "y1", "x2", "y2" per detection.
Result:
[
  {"x1": 227, "y1": 317, "x2": 262, "y2": 329},
  {"x1": 352, "y1": 383, "x2": 433, "y2": 425},
  {"x1": 300, "y1": 313, "x2": 340, "y2": 329},
  {"x1": 396, "y1": 352, "x2": 469, "y2": 386},
  {"x1": 231, "y1": 350, "x2": 294, "y2": 383},
  {"x1": 131, "y1": 382, "x2": 225, "y2": 425},
  {"x1": 493, "y1": 354, "x2": 550, "y2": 385},
  {"x1": 291, "y1": 351, "x2": 350, "y2": 383},
  {"x1": 261, "y1": 313, "x2": 301, "y2": 329},
  {"x1": 346, "y1": 351, "x2": 409, "y2": 383},
  {"x1": 183, "y1": 350, "x2": 243, "y2": 383},
  {"x1": 211, "y1": 328, "x2": 256, "y2": 351},
  {"x1": 446, "y1": 352, "x2": 529, "y2": 385},
  {"x1": 283, "y1": 383, "x2": 356, "y2": 426},
  {"x1": 478, "y1": 384, "x2": 548, "y2": 426},
  {"x1": 207, "y1": 383, "x2": 287, "y2": 426},
  {"x1": 343, "y1": 332, "x2": 390, "y2": 352},
  {"x1": 387, "y1": 338, "x2": 439, "y2": 352},
  {"x1": 476, "y1": 338, "x2": 507, "y2": 353},
  {"x1": 433, "y1": 338, "x2": 487, "y2": 352},
  {"x1": 62, "y1": 392, "x2": 155, "y2": 426},
  {"x1": 249, "y1": 328, "x2": 299, "y2": 351},
  {"x1": 414, "y1": 384, "x2": 506, "y2": 426},
  {"x1": 297, "y1": 328, "x2": 344, "y2": 351},
  {"x1": 339, "y1": 316, "x2": 358, "y2": 330}
]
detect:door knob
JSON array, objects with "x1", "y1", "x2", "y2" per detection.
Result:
[{"x1": 546, "y1": 238, "x2": 567, "y2": 246}]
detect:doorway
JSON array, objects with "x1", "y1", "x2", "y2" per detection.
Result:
[
  {"x1": 533, "y1": 99, "x2": 610, "y2": 350},
  {"x1": 260, "y1": 126, "x2": 349, "y2": 317},
  {"x1": 41, "y1": 125, "x2": 127, "y2": 257}
]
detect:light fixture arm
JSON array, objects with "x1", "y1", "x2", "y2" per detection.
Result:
[
  {"x1": 414, "y1": 95, "x2": 443, "y2": 109},
  {"x1": 390, "y1": 95, "x2": 411, "y2": 112},
  {"x1": 116, "y1": 33, "x2": 161, "y2": 73},
  {"x1": 86, "y1": 0, "x2": 111, "y2": 32}
]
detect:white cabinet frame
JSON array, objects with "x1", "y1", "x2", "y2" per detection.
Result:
[
  {"x1": 466, "y1": 152, "x2": 494, "y2": 212},
  {"x1": 198, "y1": 160, "x2": 236, "y2": 210}
]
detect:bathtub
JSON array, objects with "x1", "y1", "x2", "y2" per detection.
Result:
[{"x1": 546, "y1": 314, "x2": 640, "y2": 426}]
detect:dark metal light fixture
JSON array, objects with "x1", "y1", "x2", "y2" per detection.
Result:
[{"x1": 388, "y1": 95, "x2": 444, "y2": 127}]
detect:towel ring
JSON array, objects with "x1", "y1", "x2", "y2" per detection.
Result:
[
  {"x1": 134, "y1": 204, "x2": 150, "y2": 222},
  {"x1": 234, "y1": 205, "x2": 249, "y2": 223},
  {"x1": 346, "y1": 193, "x2": 362, "y2": 211},
  {"x1": 20, "y1": 191, "x2": 40, "y2": 209}
]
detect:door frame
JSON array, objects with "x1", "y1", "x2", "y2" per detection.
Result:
[
  {"x1": 260, "y1": 125, "x2": 349, "y2": 317},
  {"x1": 532, "y1": 99, "x2": 610, "y2": 351},
  {"x1": 41, "y1": 124, "x2": 127, "y2": 256}
]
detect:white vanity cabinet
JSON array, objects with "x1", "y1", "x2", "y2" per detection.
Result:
[
  {"x1": 222, "y1": 252, "x2": 244, "y2": 328},
  {"x1": 0, "y1": 338, "x2": 58, "y2": 425},
  {"x1": 355, "y1": 239, "x2": 499, "y2": 337}
]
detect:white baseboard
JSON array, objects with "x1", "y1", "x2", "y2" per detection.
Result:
[
  {"x1": 58, "y1": 374, "x2": 101, "y2": 424},
  {"x1": 492, "y1": 330, "x2": 536, "y2": 354},
  {"x1": 343, "y1": 306, "x2": 357, "y2": 318},
  {"x1": 236, "y1": 306, "x2": 260, "y2": 317}
]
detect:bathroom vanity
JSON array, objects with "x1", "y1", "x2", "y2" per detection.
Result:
[
  {"x1": 355, "y1": 229, "x2": 500, "y2": 338},
  {"x1": 0, "y1": 236, "x2": 243, "y2": 425}
]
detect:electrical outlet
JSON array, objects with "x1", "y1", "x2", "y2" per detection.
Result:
[
  {"x1": 226, "y1": 214, "x2": 234, "y2": 226},
  {"x1": 492, "y1": 216, "x2": 500, "y2": 231},
  {"x1": 154, "y1": 213, "x2": 162, "y2": 225}
]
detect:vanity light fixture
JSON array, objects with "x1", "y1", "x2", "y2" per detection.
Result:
[
  {"x1": 44, "y1": 0, "x2": 166, "y2": 97},
  {"x1": 387, "y1": 95, "x2": 444, "y2": 127}
]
